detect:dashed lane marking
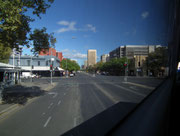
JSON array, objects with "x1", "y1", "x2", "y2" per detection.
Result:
[
  {"x1": 48, "y1": 103, "x2": 53, "y2": 109},
  {"x1": 43, "y1": 116, "x2": 52, "y2": 128},
  {"x1": 58, "y1": 100, "x2": 61, "y2": 105}
]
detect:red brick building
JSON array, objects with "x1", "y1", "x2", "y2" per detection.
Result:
[
  {"x1": 56, "y1": 52, "x2": 63, "y2": 61},
  {"x1": 39, "y1": 48, "x2": 63, "y2": 61}
]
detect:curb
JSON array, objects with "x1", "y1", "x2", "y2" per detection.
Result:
[{"x1": 0, "y1": 104, "x2": 18, "y2": 118}]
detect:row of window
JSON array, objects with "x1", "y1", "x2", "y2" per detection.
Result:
[{"x1": 16, "y1": 60, "x2": 54, "y2": 66}]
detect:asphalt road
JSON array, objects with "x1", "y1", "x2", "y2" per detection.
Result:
[{"x1": 0, "y1": 72, "x2": 163, "y2": 136}]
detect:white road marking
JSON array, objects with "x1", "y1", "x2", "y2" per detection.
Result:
[
  {"x1": 58, "y1": 100, "x2": 61, "y2": 105},
  {"x1": 73, "y1": 117, "x2": 77, "y2": 127},
  {"x1": 53, "y1": 93, "x2": 58, "y2": 98},
  {"x1": 130, "y1": 86, "x2": 137, "y2": 90},
  {"x1": 93, "y1": 82, "x2": 119, "y2": 103},
  {"x1": 112, "y1": 83, "x2": 146, "y2": 97},
  {"x1": 123, "y1": 82, "x2": 155, "y2": 90},
  {"x1": 43, "y1": 116, "x2": 52, "y2": 127},
  {"x1": 48, "y1": 92, "x2": 58, "y2": 98},
  {"x1": 42, "y1": 112, "x2": 45, "y2": 116},
  {"x1": 48, "y1": 103, "x2": 53, "y2": 109}
]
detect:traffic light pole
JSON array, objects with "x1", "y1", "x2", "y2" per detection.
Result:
[
  {"x1": 124, "y1": 58, "x2": 128, "y2": 82},
  {"x1": 51, "y1": 70, "x2": 52, "y2": 84}
]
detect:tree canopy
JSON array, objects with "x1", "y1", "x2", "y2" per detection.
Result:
[
  {"x1": 30, "y1": 28, "x2": 56, "y2": 55},
  {"x1": 146, "y1": 46, "x2": 168, "y2": 76},
  {"x1": 61, "y1": 59, "x2": 80, "y2": 72},
  {"x1": 86, "y1": 57, "x2": 129, "y2": 75},
  {"x1": 0, "y1": 0, "x2": 54, "y2": 62}
]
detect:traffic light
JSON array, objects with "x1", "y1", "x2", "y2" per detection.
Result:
[
  {"x1": 50, "y1": 64, "x2": 53, "y2": 70},
  {"x1": 124, "y1": 63, "x2": 127, "y2": 67}
]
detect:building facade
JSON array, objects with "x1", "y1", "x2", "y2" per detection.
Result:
[
  {"x1": 87, "y1": 50, "x2": 97, "y2": 66},
  {"x1": 83, "y1": 60, "x2": 87, "y2": 69},
  {"x1": 109, "y1": 45, "x2": 161, "y2": 76},
  {"x1": 39, "y1": 48, "x2": 56, "y2": 57},
  {"x1": 9, "y1": 55, "x2": 62, "y2": 76},
  {"x1": 39, "y1": 48, "x2": 63, "y2": 62},
  {"x1": 101, "y1": 54, "x2": 109, "y2": 63},
  {"x1": 56, "y1": 52, "x2": 63, "y2": 61},
  {"x1": 109, "y1": 46, "x2": 125, "y2": 59},
  {"x1": 109, "y1": 45, "x2": 158, "y2": 60}
]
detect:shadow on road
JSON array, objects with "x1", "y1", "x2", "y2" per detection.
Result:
[
  {"x1": 1, "y1": 85, "x2": 45, "y2": 105},
  {"x1": 63, "y1": 101, "x2": 137, "y2": 136}
]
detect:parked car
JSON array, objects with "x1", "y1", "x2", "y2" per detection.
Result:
[{"x1": 69, "y1": 73, "x2": 74, "y2": 77}]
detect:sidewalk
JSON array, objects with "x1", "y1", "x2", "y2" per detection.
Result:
[{"x1": 0, "y1": 79, "x2": 57, "y2": 119}]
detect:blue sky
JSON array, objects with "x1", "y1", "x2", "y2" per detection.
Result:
[{"x1": 24, "y1": 0, "x2": 172, "y2": 66}]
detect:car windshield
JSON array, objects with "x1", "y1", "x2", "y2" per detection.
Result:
[{"x1": 0, "y1": 0, "x2": 175, "y2": 136}]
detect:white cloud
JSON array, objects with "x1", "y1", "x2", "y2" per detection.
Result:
[
  {"x1": 141, "y1": 11, "x2": 149, "y2": 19},
  {"x1": 57, "y1": 21, "x2": 70, "y2": 26},
  {"x1": 57, "y1": 21, "x2": 77, "y2": 33},
  {"x1": 62, "y1": 49, "x2": 69, "y2": 52},
  {"x1": 73, "y1": 53, "x2": 87, "y2": 59},
  {"x1": 57, "y1": 20, "x2": 96, "y2": 33},
  {"x1": 86, "y1": 24, "x2": 96, "y2": 32},
  {"x1": 62, "y1": 49, "x2": 87, "y2": 59}
]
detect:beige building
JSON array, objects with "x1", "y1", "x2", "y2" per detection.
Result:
[
  {"x1": 84, "y1": 60, "x2": 88, "y2": 69},
  {"x1": 87, "y1": 49, "x2": 97, "y2": 66},
  {"x1": 134, "y1": 55, "x2": 147, "y2": 68},
  {"x1": 101, "y1": 54, "x2": 109, "y2": 63}
]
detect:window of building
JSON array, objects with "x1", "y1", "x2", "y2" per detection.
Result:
[
  {"x1": 52, "y1": 61, "x2": 54, "y2": 66},
  {"x1": 17, "y1": 60, "x2": 19, "y2": 66},
  {"x1": 27, "y1": 60, "x2": 30, "y2": 66},
  {"x1": 38, "y1": 61, "x2": 40, "y2": 66}
]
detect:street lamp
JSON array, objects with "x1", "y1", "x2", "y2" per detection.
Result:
[
  {"x1": 20, "y1": 46, "x2": 33, "y2": 82},
  {"x1": 50, "y1": 48, "x2": 55, "y2": 84},
  {"x1": 66, "y1": 58, "x2": 68, "y2": 78}
]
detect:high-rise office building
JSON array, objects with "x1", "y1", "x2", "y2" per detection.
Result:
[
  {"x1": 87, "y1": 49, "x2": 97, "y2": 66},
  {"x1": 101, "y1": 54, "x2": 109, "y2": 63},
  {"x1": 84, "y1": 60, "x2": 88, "y2": 69}
]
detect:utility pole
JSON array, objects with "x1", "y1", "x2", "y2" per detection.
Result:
[
  {"x1": 31, "y1": 56, "x2": 33, "y2": 82},
  {"x1": 50, "y1": 48, "x2": 53, "y2": 84},
  {"x1": 12, "y1": 48, "x2": 15, "y2": 84},
  {"x1": 66, "y1": 59, "x2": 68, "y2": 78}
]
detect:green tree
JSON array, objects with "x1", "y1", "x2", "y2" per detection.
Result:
[
  {"x1": 30, "y1": 28, "x2": 56, "y2": 55},
  {"x1": 98, "y1": 57, "x2": 128, "y2": 75},
  {"x1": 0, "y1": 0, "x2": 54, "y2": 62},
  {"x1": 147, "y1": 47, "x2": 168, "y2": 76},
  {"x1": 61, "y1": 59, "x2": 80, "y2": 72},
  {"x1": 0, "y1": 44, "x2": 11, "y2": 63}
]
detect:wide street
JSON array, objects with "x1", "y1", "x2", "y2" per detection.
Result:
[{"x1": 0, "y1": 72, "x2": 163, "y2": 136}]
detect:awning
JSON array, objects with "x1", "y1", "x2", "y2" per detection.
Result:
[{"x1": 56, "y1": 67, "x2": 64, "y2": 71}]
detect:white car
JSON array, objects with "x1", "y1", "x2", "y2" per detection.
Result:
[{"x1": 69, "y1": 73, "x2": 74, "y2": 77}]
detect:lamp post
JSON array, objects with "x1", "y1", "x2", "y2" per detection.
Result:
[
  {"x1": 12, "y1": 48, "x2": 15, "y2": 84},
  {"x1": 31, "y1": 55, "x2": 33, "y2": 82},
  {"x1": 66, "y1": 58, "x2": 68, "y2": 78},
  {"x1": 21, "y1": 46, "x2": 33, "y2": 82},
  {"x1": 50, "y1": 48, "x2": 54, "y2": 84}
]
